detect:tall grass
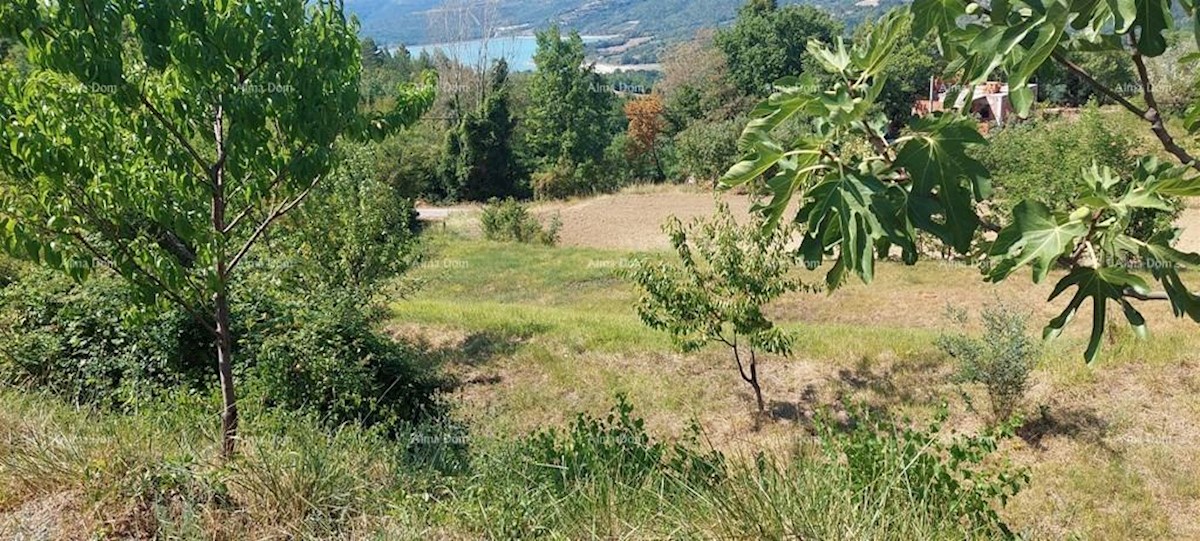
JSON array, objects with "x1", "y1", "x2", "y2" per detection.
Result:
[{"x1": 0, "y1": 391, "x2": 1025, "y2": 540}]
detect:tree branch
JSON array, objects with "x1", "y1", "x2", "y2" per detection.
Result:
[
  {"x1": 1128, "y1": 38, "x2": 1200, "y2": 171},
  {"x1": 225, "y1": 174, "x2": 321, "y2": 274},
  {"x1": 69, "y1": 231, "x2": 215, "y2": 335},
  {"x1": 1049, "y1": 50, "x2": 1147, "y2": 117},
  {"x1": 73, "y1": 0, "x2": 212, "y2": 184}
]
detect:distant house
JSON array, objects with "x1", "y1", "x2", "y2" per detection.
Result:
[{"x1": 913, "y1": 80, "x2": 1036, "y2": 131}]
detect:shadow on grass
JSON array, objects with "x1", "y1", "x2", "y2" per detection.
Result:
[
  {"x1": 1018, "y1": 405, "x2": 1110, "y2": 450},
  {"x1": 835, "y1": 354, "x2": 949, "y2": 407},
  {"x1": 392, "y1": 325, "x2": 550, "y2": 392}
]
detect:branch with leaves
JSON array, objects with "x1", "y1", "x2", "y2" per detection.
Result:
[{"x1": 721, "y1": 4, "x2": 1200, "y2": 362}]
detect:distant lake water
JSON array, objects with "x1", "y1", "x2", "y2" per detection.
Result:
[{"x1": 403, "y1": 35, "x2": 610, "y2": 72}]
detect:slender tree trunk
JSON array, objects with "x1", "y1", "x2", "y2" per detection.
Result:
[
  {"x1": 211, "y1": 103, "x2": 238, "y2": 458},
  {"x1": 749, "y1": 356, "x2": 764, "y2": 414},
  {"x1": 215, "y1": 286, "x2": 238, "y2": 458}
]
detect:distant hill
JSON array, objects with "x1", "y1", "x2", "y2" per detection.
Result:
[{"x1": 346, "y1": 0, "x2": 906, "y2": 50}]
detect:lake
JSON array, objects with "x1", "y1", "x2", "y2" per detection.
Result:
[{"x1": 403, "y1": 35, "x2": 610, "y2": 72}]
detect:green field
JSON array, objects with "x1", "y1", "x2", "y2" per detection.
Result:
[{"x1": 4, "y1": 217, "x2": 1200, "y2": 539}]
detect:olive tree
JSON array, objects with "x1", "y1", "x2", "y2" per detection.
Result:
[
  {"x1": 629, "y1": 202, "x2": 805, "y2": 415},
  {"x1": 0, "y1": 0, "x2": 434, "y2": 456}
]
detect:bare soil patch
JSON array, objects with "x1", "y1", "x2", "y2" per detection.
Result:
[
  {"x1": 531, "y1": 187, "x2": 766, "y2": 251},
  {"x1": 532, "y1": 187, "x2": 1200, "y2": 255}
]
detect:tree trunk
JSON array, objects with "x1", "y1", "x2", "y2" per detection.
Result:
[
  {"x1": 215, "y1": 287, "x2": 238, "y2": 458},
  {"x1": 749, "y1": 356, "x2": 764, "y2": 414},
  {"x1": 211, "y1": 104, "x2": 238, "y2": 458}
]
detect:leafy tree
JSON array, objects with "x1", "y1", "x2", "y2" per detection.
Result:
[
  {"x1": 720, "y1": 4, "x2": 1200, "y2": 363},
  {"x1": 0, "y1": 0, "x2": 434, "y2": 456},
  {"x1": 272, "y1": 140, "x2": 420, "y2": 293},
  {"x1": 359, "y1": 37, "x2": 419, "y2": 112},
  {"x1": 629, "y1": 203, "x2": 803, "y2": 415},
  {"x1": 525, "y1": 25, "x2": 616, "y2": 168},
  {"x1": 675, "y1": 118, "x2": 744, "y2": 185},
  {"x1": 658, "y1": 29, "x2": 746, "y2": 130},
  {"x1": 441, "y1": 59, "x2": 521, "y2": 201},
  {"x1": 715, "y1": 2, "x2": 842, "y2": 97},
  {"x1": 624, "y1": 95, "x2": 668, "y2": 181},
  {"x1": 1035, "y1": 50, "x2": 1136, "y2": 106}
]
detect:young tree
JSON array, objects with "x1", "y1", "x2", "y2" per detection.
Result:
[
  {"x1": 525, "y1": 25, "x2": 615, "y2": 168},
  {"x1": 624, "y1": 95, "x2": 667, "y2": 181},
  {"x1": 0, "y1": 0, "x2": 434, "y2": 456},
  {"x1": 629, "y1": 203, "x2": 804, "y2": 415},
  {"x1": 720, "y1": 6, "x2": 1200, "y2": 363}
]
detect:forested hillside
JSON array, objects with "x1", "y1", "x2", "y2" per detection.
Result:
[{"x1": 347, "y1": 0, "x2": 905, "y2": 47}]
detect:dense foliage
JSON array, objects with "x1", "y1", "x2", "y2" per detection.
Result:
[
  {"x1": 479, "y1": 198, "x2": 561, "y2": 245},
  {"x1": 439, "y1": 59, "x2": 522, "y2": 201},
  {"x1": 715, "y1": 1, "x2": 843, "y2": 97},
  {"x1": 0, "y1": 0, "x2": 435, "y2": 455},
  {"x1": 975, "y1": 105, "x2": 1179, "y2": 241},
  {"x1": 720, "y1": 2, "x2": 1200, "y2": 363},
  {"x1": 525, "y1": 26, "x2": 617, "y2": 172}
]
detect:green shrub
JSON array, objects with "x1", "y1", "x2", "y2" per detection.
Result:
[
  {"x1": 235, "y1": 284, "x2": 447, "y2": 436},
  {"x1": 0, "y1": 270, "x2": 211, "y2": 409},
  {"x1": 975, "y1": 104, "x2": 1179, "y2": 240},
  {"x1": 703, "y1": 408, "x2": 1028, "y2": 540},
  {"x1": 521, "y1": 394, "x2": 725, "y2": 491},
  {"x1": 530, "y1": 159, "x2": 619, "y2": 200},
  {"x1": 274, "y1": 140, "x2": 421, "y2": 293},
  {"x1": 479, "y1": 198, "x2": 561, "y2": 245},
  {"x1": 937, "y1": 303, "x2": 1041, "y2": 422},
  {"x1": 465, "y1": 396, "x2": 725, "y2": 539},
  {"x1": 673, "y1": 117, "x2": 742, "y2": 184},
  {"x1": 0, "y1": 268, "x2": 447, "y2": 433}
]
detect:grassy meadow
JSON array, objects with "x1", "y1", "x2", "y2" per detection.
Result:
[{"x1": 3, "y1": 195, "x2": 1200, "y2": 539}]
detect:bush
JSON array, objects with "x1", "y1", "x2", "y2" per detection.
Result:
[
  {"x1": 937, "y1": 303, "x2": 1040, "y2": 422},
  {"x1": 479, "y1": 198, "x2": 561, "y2": 245},
  {"x1": 705, "y1": 408, "x2": 1028, "y2": 540},
  {"x1": 975, "y1": 104, "x2": 1179, "y2": 240},
  {"x1": 530, "y1": 158, "x2": 619, "y2": 200},
  {"x1": 274, "y1": 140, "x2": 421, "y2": 293},
  {"x1": 0, "y1": 268, "x2": 447, "y2": 433},
  {"x1": 236, "y1": 285, "x2": 446, "y2": 436},
  {"x1": 465, "y1": 396, "x2": 725, "y2": 539},
  {"x1": 521, "y1": 394, "x2": 725, "y2": 491},
  {"x1": 0, "y1": 269, "x2": 211, "y2": 409},
  {"x1": 673, "y1": 117, "x2": 742, "y2": 184}
]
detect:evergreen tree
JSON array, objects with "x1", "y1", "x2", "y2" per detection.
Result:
[{"x1": 440, "y1": 59, "x2": 520, "y2": 201}]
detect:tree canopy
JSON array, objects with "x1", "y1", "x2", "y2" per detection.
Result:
[{"x1": 0, "y1": 0, "x2": 434, "y2": 455}]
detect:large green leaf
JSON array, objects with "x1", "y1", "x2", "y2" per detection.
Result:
[
  {"x1": 1132, "y1": 0, "x2": 1171, "y2": 56},
  {"x1": 894, "y1": 114, "x2": 990, "y2": 252},
  {"x1": 796, "y1": 170, "x2": 889, "y2": 287},
  {"x1": 987, "y1": 201, "x2": 1089, "y2": 283},
  {"x1": 1044, "y1": 266, "x2": 1151, "y2": 363},
  {"x1": 911, "y1": 0, "x2": 969, "y2": 38}
]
